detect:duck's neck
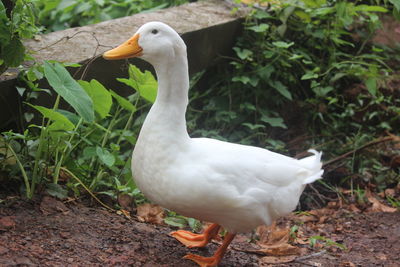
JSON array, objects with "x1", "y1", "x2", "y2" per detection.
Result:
[{"x1": 144, "y1": 53, "x2": 190, "y2": 141}]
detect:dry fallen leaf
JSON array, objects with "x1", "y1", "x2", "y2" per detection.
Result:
[
  {"x1": 366, "y1": 189, "x2": 397, "y2": 213},
  {"x1": 259, "y1": 255, "x2": 296, "y2": 265},
  {"x1": 295, "y1": 238, "x2": 310, "y2": 245},
  {"x1": 327, "y1": 201, "x2": 339, "y2": 208},
  {"x1": 117, "y1": 194, "x2": 133, "y2": 211},
  {"x1": 117, "y1": 209, "x2": 132, "y2": 219},
  {"x1": 257, "y1": 223, "x2": 290, "y2": 245},
  {"x1": 384, "y1": 188, "x2": 396, "y2": 198},
  {"x1": 258, "y1": 243, "x2": 304, "y2": 256},
  {"x1": 375, "y1": 252, "x2": 387, "y2": 261},
  {"x1": 136, "y1": 203, "x2": 165, "y2": 224},
  {"x1": 339, "y1": 261, "x2": 356, "y2": 267},
  {"x1": 0, "y1": 216, "x2": 16, "y2": 231},
  {"x1": 296, "y1": 214, "x2": 318, "y2": 223},
  {"x1": 294, "y1": 228, "x2": 310, "y2": 245},
  {"x1": 255, "y1": 223, "x2": 305, "y2": 256},
  {"x1": 40, "y1": 196, "x2": 69, "y2": 215},
  {"x1": 309, "y1": 208, "x2": 335, "y2": 218},
  {"x1": 347, "y1": 204, "x2": 361, "y2": 213},
  {"x1": 296, "y1": 207, "x2": 335, "y2": 224}
]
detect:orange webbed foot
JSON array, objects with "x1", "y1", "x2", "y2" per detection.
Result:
[
  {"x1": 182, "y1": 232, "x2": 236, "y2": 267},
  {"x1": 183, "y1": 253, "x2": 220, "y2": 267},
  {"x1": 170, "y1": 223, "x2": 220, "y2": 248},
  {"x1": 170, "y1": 230, "x2": 209, "y2": 248}
]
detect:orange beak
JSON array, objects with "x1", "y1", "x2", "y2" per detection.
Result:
[{"x1": 103, "y1": 34, "x2": 143, "y2": 60}]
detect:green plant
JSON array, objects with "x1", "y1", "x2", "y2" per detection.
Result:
[
  {"x1": 289, "y1": 224, "x2": 300, "y2": 240},
  {"x1": 1, "y1": 62, "x2": 156, "y2": 200},
  {"x1": 188, "y1": 0, "x2": 400, "y2": 191},
  {"x1": 386, "y1": 195, "x2": 400, "y2": 209},
  {"x1": 0, "y1": 0, "x2": 40, "y2": 75},
  {"x1": 309, "y1": 235, "x2": 347, "y2": 250},
  {"x1": 164, "y1": 211, "x2": 202, "y2": 232},
  {"x1": 35, "y1": 0, "x2": 188, "y2": 32},
  {"x1": 353, "y1": 186, "x2": 367, "y2": 205}
]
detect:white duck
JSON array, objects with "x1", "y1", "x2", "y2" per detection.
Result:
[{"x1": 103, "y1": 21, "x2": 323, "y2": 267}]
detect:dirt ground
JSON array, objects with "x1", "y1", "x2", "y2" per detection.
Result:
[{"x1": 0, "y1": 196, "x2": 399, "y2": 267}]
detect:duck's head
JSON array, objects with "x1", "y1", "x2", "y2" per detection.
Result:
[{"x1": 103, "y1": 21, "x2": 186, "y2": 64}]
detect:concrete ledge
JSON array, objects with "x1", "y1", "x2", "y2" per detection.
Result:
[
  {"x1": 0, "y1": 0, "x2": 244, "y2": 129},
  {"x1": 25, "y1": 1, "x2": 242, "y2": 65}
]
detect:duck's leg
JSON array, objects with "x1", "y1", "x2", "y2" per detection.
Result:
[
  {"x1": 170, "y1": 223, "x2": 220, "y2": 248},
  {"x1": 184, "y1": 232, "x2": 236, "y2": 267}
]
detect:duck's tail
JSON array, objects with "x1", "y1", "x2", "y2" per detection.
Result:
[{"x1": 300, "y1": 149, "x2": 324, "y2": 184}]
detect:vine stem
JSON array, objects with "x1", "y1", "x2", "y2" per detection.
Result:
[
  {"x1": 6, "y1": 142, "x2": 31, "y2": 198},
  {"x1": 30, "y1": 94, "x2": 62, "y2": 198},
  {"x1": 53, "y1": 118, "x2": 84, "y2": 184},
  {"x1": 60, "y1": 167, "x2": 115, "y2": 212}
]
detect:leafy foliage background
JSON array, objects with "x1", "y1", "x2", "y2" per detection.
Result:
[{"x1": 0, "y1": 0, "x2": 399, "y2": 212}]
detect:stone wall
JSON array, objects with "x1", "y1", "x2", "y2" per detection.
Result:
[{"x1": 0, "y1": 0, "x2": 245, "y2": 129}]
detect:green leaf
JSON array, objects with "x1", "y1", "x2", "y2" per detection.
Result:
[
  {"x1": 187, "y1": 218, "x2": 202, "y2": 232},
  {"x1": 272, "y1": 41, "x2": 294, "y2": 49},
  {"x1": 164, "y1": 216, "x2": 187, "y2": 228},
  {"x1": 354, "y1": 5, "x2": 388, "y2": 13},
  {"x1": 257, "y1": 66, "x2": 274, "y2": 81},
  {"x1": 271, "y1": 81, "x2": 292, "y2": 100},
  {"x1": 109, "y1": 90, "x2": 136, "y2": 112},
  {"x1": 332, "y1": 37, "x2": 355, "y2": 47},
  {"x1": 294, "y1": 10, "x2": 311, "y2": 23},
  {"x1": 44, "y1": 61, "x2": 94, "y2": 122},
  {"x1": 83, "y1": 147, "x2": 97, "y2": 159},
  {"x1": 233, "y1": 47, "x2": 253, "y2": 60},
  {"x1": 63, "y1": 62, "x2": 82, "y2": 68},
  {"x1": 3, "y1": 37, "x2": 25, "y2": 67},
  {"x1": 232, "y1": 75, "x2": 251, "y2": 85},
  {"x1": 29, "y1": 104, "x2": 75, "y2": 131},
  {"x1": 389, "y1": 0, "x2": 400, "y2": 11},
  {"x1": 232, "y1": 75, "x2": 258, "y2": 87},
  {"x1": 242, "y1": 123, "x2": 266, "y2": 130},
  {"x1": 78, "y1": 79, "x2": 112, "y2": 119},
  {"x1": 240, "y1": 102, "x2": 256, "y2": 111},
  {"x1": 289, "y1": 54, "x2": 303, "y2": 61},
  {"x1": 313, "y1": 86, "x2": 334, "y2": 97},
  {"x1": 330, "y1": 73, "x2": 347, "y2": 83},
  {"x1": 253, "y1": 10, "x2": 272, "y2": 19},
  {"x1": 301, "y1": 72, "x2": 319, "y2": 80},
  {"x1": 365, "y1": 77, "x2": 377, "y2": 97},
  {"x1": 260, "y1": 114, "x2": 287, "y2": 129},
  {"x1": 303, "y1": 0, "x2": 326, "y2": 8},
  {"x1": 118, "y1": 65, "x2": 158, "y2": 103},
  {"x1": 96, "y1": 147, "x2": 115, "y2": 167},
  {"x1": 57, "y1": 109, "x2": 81, "y2": 125},
  {"x1": 247, "y1": 23, "x2": 269, "y2": 33},
  {"x1": 46, "y1": 183, "x2": 68, "y2": 200}
]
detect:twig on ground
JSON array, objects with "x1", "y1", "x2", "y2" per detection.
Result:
[
  {"x1": 230, "y1": 246, "x2": 264, "y2": 256},
  {"x1": 309, "y1": 184, "x2": 337, "y2": 202},
  {"x1": 295, "y1": 250, "x2": 326, "y2": 262},
  {"x1": 323, "y1": 136, "x2": 396, "y2": 167},
  {"x1": 233, "y1": 245, "x2": 327, "y2": 266}
]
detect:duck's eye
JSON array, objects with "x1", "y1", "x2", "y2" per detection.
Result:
[{"x1": 151, "y1": 29, "x2": 158, "y2": 35}]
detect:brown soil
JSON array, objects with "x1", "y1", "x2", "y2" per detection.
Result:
[{"x1": 0, "y1": 197, "x2": 399, "y2": 267}]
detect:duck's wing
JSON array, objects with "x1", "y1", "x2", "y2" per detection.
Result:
[{"x1": 190, "y1": 137, "x2": 323, "y2": 188}]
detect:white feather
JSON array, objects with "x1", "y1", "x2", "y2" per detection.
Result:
[{"x1": 129, "y1": 22, "x2": 324, "y2": 233}]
